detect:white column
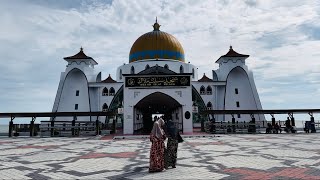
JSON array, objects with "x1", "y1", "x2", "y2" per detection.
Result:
[
  {"x1": 123, "y1": 105, "x2": 133, "y2": 134},
  {"x1": 182, "y1": 104, "x2": 193, "y2": 134}
]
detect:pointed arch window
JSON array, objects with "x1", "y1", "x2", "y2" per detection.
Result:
[
  {"x1": 192, "y1": 68, "x2": 195, "y2": 78},
  {"x1": 102, "y1": 87, "x2": 108, "y2": 96},
  {"x1": 102, "y1": 103, "x2": 108, "y2": 112},
  {"x1": 206, "y1": 86, "x2": 212, "y2": 95},
  {"x1": 145, "y1": 64, "x2": 150, "y2": 70},
  {"x1": 200, "y1": 86, "x2": 206, "y2": 95},
  {"x1": 109, "y1": 87, "x2": 115, "y2": 96},
  {"x1": 119, "y1": 69, "x2": 122, "y2": 80},
  {"x1": 164, "y1": 64, "x2": 169, "y2": 69},
  {"x1": 131, "y1": 66, "x2": 135, "y2": 74},
  {"x1": 207, "y1": 102, "x2": 212, "y2": 110},
  {"x1": 180, "y1": 65, "x2": 184, "y2": 73}
]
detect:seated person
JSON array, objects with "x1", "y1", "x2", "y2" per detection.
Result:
[{"x1": 266, "y1": 123, "x2": 272, "y2": 134}]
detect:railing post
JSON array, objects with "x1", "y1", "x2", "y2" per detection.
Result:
[
  {"x1": 30, "y1": 117, "x2": 36, "y2": 137},
  {"x1": 271, "y1": 117, "x2": 276, "y2": 127},
  {"x1": 8, "y1": 119, "x2": 14, "y2": 137},
  {"x1": 72, "y1": 116, "x2": 76, "y2": 136},
  {"x1": 231, "y1": 115, "x2": 236, "y2": 133},
  {"x1": 96, "y1": 116, "x2": 100, "y2": 135},
  {"x1": 310, "y1": 115, "x2": 316, "y2": 133},
  {"x1": 50, "y1": 120, "x2": 54, "y2": 137}
]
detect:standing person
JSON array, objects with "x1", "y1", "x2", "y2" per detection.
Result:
[
  {"x1": 149, "y1": 119, "x2": 166, "y2": 172},
  {"x1": 165, "y1": 119, "x2": 179, "y2": 169}
]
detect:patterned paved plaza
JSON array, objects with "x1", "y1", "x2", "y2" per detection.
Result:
[{"x1": 0, "y1": 134, "x2": 320, "y2": 179}]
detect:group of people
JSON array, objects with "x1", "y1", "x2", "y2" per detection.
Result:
[{"x1": 149, "y1": 116, "x2": 183, "y2": 173}]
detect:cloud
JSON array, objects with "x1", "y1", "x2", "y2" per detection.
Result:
[{"x1": 0, "y1": 0, "x2": 319, "y2": 122}]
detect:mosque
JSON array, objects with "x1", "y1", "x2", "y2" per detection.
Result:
[{"x1": 52, "y1": 20, "x2": 265, "y2": 135}]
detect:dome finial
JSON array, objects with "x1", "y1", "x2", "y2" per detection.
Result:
[
  {"x1": 230, "y1": 45, "x2": 233, "y2": 50},
  {"x1": 80, "y1": 46, "x2": 83, "y2": 51},
  {"x1": 153, "y1": 17, "x2": 161, "y2": 31}
]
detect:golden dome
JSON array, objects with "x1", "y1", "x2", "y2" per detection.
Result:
[{"x1": 129, "y1": 20, "x2": 185, "y2": 63}]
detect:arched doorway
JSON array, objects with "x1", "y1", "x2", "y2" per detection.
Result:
[{"x1": 134, "y1": 92, "x2": 182, "y2": 134}]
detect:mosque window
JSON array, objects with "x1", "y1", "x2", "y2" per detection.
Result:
[
  {"x1": 119, "y1": 69, "x2": 122, "y2": 80},
  {"x1": 75, "y1": 104, "x2": 78, "y2": 110},
  {"x1": 145, "y1": 64, "x2": 150, "y2": 69},
  {"x1": 206, "y1": 86, "x2": 212, "y2": 95},
  {"x1": 102, "y1": 87, "x2": 108, "y2": 96},
  {"x1": 207, "y1": 102, "x2": 212, "y2": 110},
  {"x1": 131, "y1": 66, "x2": 135, "y2": 74},
  {"x1": 235, "y1": 88, "x2": 238, "y2": 94},
  {"x1": 76, "y1": 90, "x2": 79, "y2": 96},
  {"x1": 200, "y1": 86, "x2": 206, "y2": 95},
  {"x1": 102, "y1": 103, "x2": 108, "y2": 112},
  {"x1": 164, "y1": 64, "x2": 169, "y2": 69},
  {"x1": 109, "y1": 87, "x2": 115, "y2": 96},
  {"x1": 192, "y1": 68, "x2": 195, "y2": 78},
  {"x1": 180, "y1": 65, "x2": 184, "y2": 73},
  {"x1": 236, "y1": 101, "x2": 240, "y2": 107}
]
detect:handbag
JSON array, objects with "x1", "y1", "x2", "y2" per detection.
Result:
[{"x1": 177, "y1": 132, "x2": 184, "y2": 143}]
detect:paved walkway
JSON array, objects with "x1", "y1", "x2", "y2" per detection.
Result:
[{"x1": 0, "y1": 134, "x2": 320, "y2": 179}]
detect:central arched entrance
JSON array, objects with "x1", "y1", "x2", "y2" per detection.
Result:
[{"x1": 134, "y1": 92, "x2": 182, "y2": 134}]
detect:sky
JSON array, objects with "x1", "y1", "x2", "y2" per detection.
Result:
[{"x1": 0, "y1": 0, "x2": 320, "y2": 124}]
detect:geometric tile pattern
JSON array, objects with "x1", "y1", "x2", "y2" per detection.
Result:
[{"x1": 0, "y1": 134, "x2": 320, "y2": 179}]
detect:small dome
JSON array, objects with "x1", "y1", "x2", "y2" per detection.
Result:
[{"x1": 129, "y1": 19, "x2": 185, "y2": 63}]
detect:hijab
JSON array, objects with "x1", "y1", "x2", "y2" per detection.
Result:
[
  {"x1": 151, "y1": 121, "x2": 165, "y2": 139},
  {"x1": 166, "y1": 120, "x2": 177, "y2": 139},
  {"x1": 157, "y1": 117, "x2": 165, "y2": 128}
]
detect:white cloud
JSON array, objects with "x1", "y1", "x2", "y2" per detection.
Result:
[{"x1": 0, "y1": 0, "x2": 320, "y2": 117}]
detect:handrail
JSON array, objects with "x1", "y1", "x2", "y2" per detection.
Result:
[{"x1": 201, "y1": 109, "x2": 320, "y2": 115}]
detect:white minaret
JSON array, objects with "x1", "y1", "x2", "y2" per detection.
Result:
[
  {"x1": 214, "y1": 46, "x2": 265, "y2": 122},
  {"x1": 52, "y1": 47, "x2": 99, "y2": 121}
]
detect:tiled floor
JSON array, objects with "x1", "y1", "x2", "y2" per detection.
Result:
[{"x1": 0, "y1": 134, "x2": 320, "y2": 179}]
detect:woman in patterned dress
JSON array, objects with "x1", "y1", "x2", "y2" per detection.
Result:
[
  {"x1": 165, "y1": 119, "x2": 179, "y2": 169},
  {"x1": 149, "y1": 118, "x2": 166, "y2": 172}
]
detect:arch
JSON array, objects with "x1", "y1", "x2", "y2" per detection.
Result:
[
  {"x1": 109, "y1": 87, "x2": 115, "y2": 96},
  {"x1": 145, "y1": 64, "x2": 150, "y2": 70},
  {"x1": 207, "y1": 101, "x2": 212, "y2": 110},
  {"x1": 102, "y1": 103, "x2": 108, "y2": 112},
  {"x1": 102, "y1": 87, "x2": 108, "y2": 96},
  {"x1": 192, "y1": 68, "x2": 195, "y2": 78},
  {"x1": 179, "y1": 65, "x2": 184, "y2": 73},
  {"x1": 119, "y1": 69, "x2": 122, "y2": 80},
  {"x1": 200, "y1": 86, "x2": 206, "y2": 95},
  {"x1": 164, "y1": 64, "x2": 169, "y2": 69},
  {"x1": 206, "y1": 86, "x2": 212, "y2": 95},
  {"x1": 131, "y1": 66, "x2": 135, "y2": 74},
  {"x1": 135, "y1": 92, "x2": 181, "y2": 113}
]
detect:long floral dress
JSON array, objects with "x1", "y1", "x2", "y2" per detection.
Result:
[{"x1": 149, "y1": 134, "x2": 166, "y2": 172}]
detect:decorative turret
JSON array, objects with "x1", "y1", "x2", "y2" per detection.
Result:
[
  {"x1": 215, "y1": 46, "x2": 249, "y2": 63},
  {"x1": 64, "y1": 47, "x2": 98, "y2": 65}
]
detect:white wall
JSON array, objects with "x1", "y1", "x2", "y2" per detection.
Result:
[
  {"x1": 224, "y1": 66, "x2": 260, "y2": 122},
  {"x1": 56, "y1": 68, "x2": 91, "y2": 121}
]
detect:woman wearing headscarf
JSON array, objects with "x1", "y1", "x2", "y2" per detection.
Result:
[
  {"x1": 164, "y1": 119, "x2": 179, "y2": 168},
  {"x1": 149, "y1": 118, "x2": 166, "y2": 172}
]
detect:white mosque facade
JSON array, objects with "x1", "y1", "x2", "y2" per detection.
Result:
[{"x1": 52, "y1": 21, "x2": 265, "y2": 134}]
